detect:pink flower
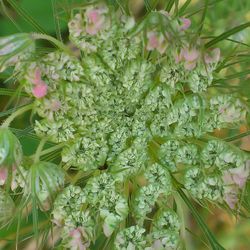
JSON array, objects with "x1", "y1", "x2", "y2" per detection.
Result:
[
  {"x1": 180, "y1": 17, "x2": 191, "y2": 31},
  {"x1": 224, "y1": 188, "x2": 238, "y2": 209},
  {"x1": 204, "y1": 48, "x2": 220, "y2": 64},
  {"x1": 31, "y1": 68, "x2": 48, "y2": 98},
  {"x1": 223, "y1": 165, "x2": 249, "y2": 189},
  {"x1": 222, "y1": 163, "x2": 249, "y2": 209},
  {"x1": 229, "y1": 165, "x2": 249, "y2": 189},
  {"x1": 33, "y1": 68, "x2": 44, "y2": 85},
  {"x1": 0, "y1": 168, "x2": 8, "y2": 185},
  {"x1": 146, "y1": 32, "x2": 160, "y2": 50},
  {"x1": 85, "y1": 7, "x2": 108, "y2": 35},
  {"x1": 175, "y1": 48, "x2": 200, "y2": 70},
  {"x1": 69, "y1": 228, "x2": 89, "y2": 250},
  {"x1": 32, "y1": 84, "x2": 48, "y2": 98},
  {"x1": 182, "y1": 48, "x2": 200, "y2": 62},
  {"x1": 146, "y1": 31, "x2": 168, "y2": 54}
]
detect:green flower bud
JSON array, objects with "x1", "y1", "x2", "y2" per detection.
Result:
[
  {"x1": 0, "y1": 128, "x2": 22, "y2": 168},
  {"x1": 115, "y1": 226, "x2": 147, "y2": 250},
  {"x1": 26, "y1": 161, "x2": 64, "y2": 211}
]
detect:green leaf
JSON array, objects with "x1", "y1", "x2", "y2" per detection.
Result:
[
  {"x1": 178, "y1": 188, "x2": 225, "y2": 250},
  {"x1": 0, "y1": 88, "x2": 29, "y2": 97},
  {"x1": 178, "y1": 0, "x2": 192, "y2": 16},
  {"x1": 213, "y1": 69, "x2": 250, "y2": 84},
  {"x1": 5, "y1": 0, "x2": 47, "y2": 34},
  {"x1": 0, "y1": 104, "x2": 29, "y2": 118},
  {"x1": 165, "y1": 0, "x2": 175, "y2": 12},
  {"x1": 186, "y1": 0, "x2": 224, "y2": 18},
  {"x1": 197, "y1": 0, "x2": 208, "y2": 35},
  {"x1": 205, "y1": 22, "x2": 250, "y2": 48}
]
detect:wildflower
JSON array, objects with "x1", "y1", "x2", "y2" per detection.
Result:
[
  {"x1": 181, "y1": 47, "x2": 200, "y2": 70},
  {"x1": 114, "y1": 226, "x2": 147, "y2": 250},
  {"x1": 0, "y1": 168, "x2": 7, "y2": 185},
  {"x1": 146, "y1": 31, "x2": 168, "y2": 54},
  {"x1": 0, "y1": 3, "x2": 248, "y2": 248},
  {"x1": 68, "y1": 228, "x2": 89, "y2": 250},
  {"x1": 179, "y1": 17, "x2": 191, "y2": 31},
  {"x1": 204, "y1": 48, "x2": 221, "y2": 64},
  {"x1": 85, "y1": 6, "x2": 109, "y2": 35},
  {"x1": 150, "y1": 209, "x2": 181, "y2": 249}
]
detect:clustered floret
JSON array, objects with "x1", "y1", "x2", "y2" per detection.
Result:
[{"x1": 0, "y1": 2, "x2": 249, "y2": 249}]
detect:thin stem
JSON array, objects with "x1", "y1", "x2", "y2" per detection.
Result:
[
  {"x1": 31, "y1": 33, "x2": 73, "y2": 55},
  {"x1": 34, "y1": 138, "x2": 47, "y2": 163},
  {"x1": 33, "y1": 142, "x2": 65, "y2": 158},
  {"x1": 1, "y1": 103, "x2": 33, "y2": 128},
  {"x1": 224, "y1": 130, "x2": 250, "y2": 142}
]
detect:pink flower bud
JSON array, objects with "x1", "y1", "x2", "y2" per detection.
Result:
[
  {"x1": 180, "y1": 17, "x2": 191, "y2": 31},
  {"x1": 69, "y1": 228, "x2": 87, "y2": 250},
  {"x1": 146, "y1": 32, "x2": 160, "y2": 51},
  {"x1": 33, "y1": 68, "x2": 43, "y2": 85},
  {"x1": 146, "y1": 31, "x2": 168, "y2": 54},
  {"x1": 86, "y1": 10, "x2": 101, "y2": 23},
  {"x1": 182, "y1": 48, "x2": 200, "y2": 62},
  {"x1": 184, "y1": 61, "x2": 197, "y2": 71},
  {"x1": 32, "y1": 84, "x2": 48, "y2": 98},
  {"x1": 0, "y1": 168, "x2": 8, "y2": 185},
  {"x1": 224, "y1": 188, "x2": 238, "y2": 209},
  {"x1": 85, "y1": 7, "x2": 108, "y2": 35},
  {"x1": 204, "y1": 48, "x2": 220, "y2": 64},
  {"x1": 229, "y1": 165, "x2": 249, "y2": 189}
]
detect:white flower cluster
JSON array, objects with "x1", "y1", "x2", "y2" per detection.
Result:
[
  {"x1": 114, "y1": 209, "x2": 181, "y2": 249},
  {"x1": 0, "y1": 1, "x2": 249, "y2": 249}
]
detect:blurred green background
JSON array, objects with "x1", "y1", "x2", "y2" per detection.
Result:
[{"x1": 0, "y1": 0, "x2": 250, "y2": 249}]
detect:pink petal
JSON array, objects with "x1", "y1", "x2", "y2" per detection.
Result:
[
  {"x1": 180, "y1": 17, "x2": 191, "y2": 31},
  {"x1": 69, "y1": 228, "x2": 86, "y2": 250},
  {"x1": 184, "y1": 61, "x2": 197, "y2": 70},
  {"x1": 222, "y1": 171, "x2": 234, "y2": 185},
  {"x1": 230, "y1": 166, "x2": 249, "y2": 188},
  {"x1": 33, "y1": 68, "x2": 42, "y2": 85},
  {"x1": 182, "y1": 48, "x2": 200, "y2": 62},
  {"x1": 69, "y1": 229, "x2": 81, "y2": 239},
  {"x1": 205, "y1": 48, "x2": 221, "y2": 64},
  {"x1": 146, "y1": 32, "x2": 159, "y2": 51},
  {"x1": 86, "y1": 25, "x2": 100, "y2": 35},
  {"x1": 32, "y1": 84, "x2": 47, "y2": 98},
  {"x1": 175, "y1": 51, "x2": 183, "y2": 63},
  {"x1": 0, "y1": 168, "x2": 8, "y2": 185},
  {"x1": 224, "y1": 189, "x2": 238, "y2": 209},
  {"x1": 86, "y1": 10, "x2": 100, "y2": 23}
]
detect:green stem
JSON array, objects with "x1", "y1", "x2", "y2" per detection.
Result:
[
  {"x1": 224, "y1": 130, "x2": 250, "y2": 142},
  {"x1": 33, "y1": 142, "x2": 65, "y2": 158},
  {"x1": 31, "y1": 33, "x2": 73, "y2": 55},
  {"x1": 1, "y1": 103, "x2": 33, "y2": 128},
  {"x1": 34, "y1": 138, "x2": 47, "y2": 163}
]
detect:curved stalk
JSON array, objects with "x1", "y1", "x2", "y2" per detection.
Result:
[
  {"x1": 34, "y1": 138, "x2": 48, "y2": 163},
  {"x1": 31, "y1": 33, "x2": 73, "y2": 55},
  {"x1": 1, "y1": 103, "x2": 33, "y2": 128}
]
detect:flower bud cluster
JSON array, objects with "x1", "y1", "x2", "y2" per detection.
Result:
[{"x1": 0, "y1": 2, "x2": 249, "y2": 249}]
